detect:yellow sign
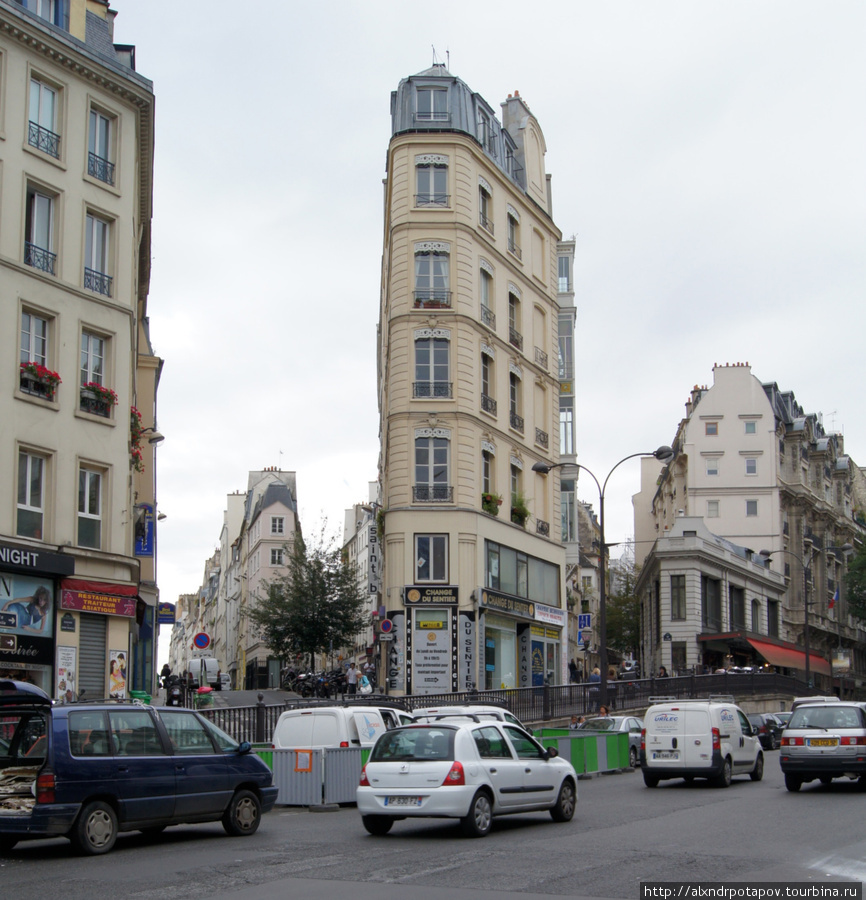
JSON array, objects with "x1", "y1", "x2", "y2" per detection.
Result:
[{"x1": 416, "y1": 615, "x2": 447, "y2": 630}]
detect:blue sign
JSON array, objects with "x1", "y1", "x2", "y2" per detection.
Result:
[
  {"x1": 134, "y1": 504, "x2": 154, "y2": 557},
  {"x1": 193, "y1": 632, "x2": 210, "y2": 650},
  {"x1": 578, "y1": 613, "x2": 592, "y2": 630}
]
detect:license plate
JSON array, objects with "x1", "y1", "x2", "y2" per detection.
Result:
[
  {"x1": 384, "y1": 796, "x2": 422, "y2": 807},
  {"x1": 807, "y1": 738, "x2": 838, "y2": 747},
  {"x1": 653, "y1": 750, "x2": 679, "y2": 760}
]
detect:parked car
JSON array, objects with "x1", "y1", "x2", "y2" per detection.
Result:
[
  {"x1": 412, "y1": 704, "x2": 531, "y2": 732},
  {"x1": 641, "y1": 698, "x2": 763, "y2": 787},
  {"x1": 775, "y1": 711, "x2": 792, "y2": 727},
  {"x1": 578, "y1": 715, "x2": 644, "y2": 767},
  {"x1": 747, "y1": 713, "x2": 785, "y2": 751},
  {"x1": 272, "y1": 704, "x2": 414, "y2": 751},
  {"x1": 779, "y1": 700, "x2": 866, "y2": 792},
  {"x1": 357, "y1": 720, "x2": 577, "y2": 837},
  {"x1": 0, "y1": 679, "x2": 278, "y2": 855}
]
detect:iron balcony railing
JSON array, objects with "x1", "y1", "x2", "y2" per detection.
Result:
[
  {"x1": 481, "y1": 305, "x2": 496, "y2": 329},
  {"x1": 84, "y1": 267, "x2": 112, "y2": 297},
  {"x1": 88, "y1": 152, "x2": 115, "y2": 185},
  {"x1": 479, "y1": 213, "x2": 494, "y2": 235},
  {"x1": 414, "y1": 112, "x2": 450, "y2": 123},
  {"x1": 413, "y1": 484, "x2": 454, "y2": 503},
  {"x1": 535, "y1": 347, "x2": 548, "y2": 369},
  {"x1": 414, "y1": 290, "x2": 451, "y2": 309},
  {"x1": 24, "y1": 242, "x2": 56, "y2": 275},
  {"x1": 413, "y1": 381, "x2": 453, "y2": 399},
  {"x1": 19, "y1": 374, "x2": 54, "y2": 401},
  {"x1": 28, "y1": 121, "x2": 61, "y2": 158},
  {"x1": 509, "y1": 328, "x2": 523, "y2": 351},
  {"x1": 510, "y1": 412, "x2": 524, "y2": 433},
  {"x1": 508, "y1": 239, "x2": 522, "y2": 259},
  {"x1": 535, "y1": 428, "x2": 549, "y2": 449},
  {"x1": 415, "y1": 193, "x2": 449, "y2": 207},
  {"x1": 79, "y1": 390, "x2": 112, "y2": 418},
  {"x1": 481, "y1": 394, "x2": 497, "y2": 415}
]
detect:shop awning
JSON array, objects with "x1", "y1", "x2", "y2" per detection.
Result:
[{"x1": 746, "y1": 638, "x2": 831, "y2": 676}]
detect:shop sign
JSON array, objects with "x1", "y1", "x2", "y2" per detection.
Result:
[
  {"x1": 410, "y1": 609, "x2": 452, "y2": 694},
  {"x1": 134, "y1": 504, "x2": 154, "y2": 557},
  {"x1": 368, "y1": 522, "x2": 380, "y2": 596},
  {"x1": 535, "y1": 604, "x2": 565, "y2": 626},
  {"x1": 0, "y1": 540, "x2": 74, "y2": 577},
  {"x1": 458, "y1": 611, "x2": 475, "y2": 692},
  {"x1": 480, "y1": 590, "x2": 535, "y2": 619},
  {"x1": 157, "y1": 602, "x2": 176, "y2": 625},
  {"x1": 61, "y1": 589, "x2": 136, "y2": 618},
  {"x1": 0, "y1": 632, "x2": 54, "y2": 666},
  {"x1": 404, "y1": 585, "x2": 458, "y2": 605},
  {"x1": 386, "y1": 612, "x2": 405, "y2": 693},
  {"x1": 61, "y1": 613, "x2": 76, "y2": 633}
]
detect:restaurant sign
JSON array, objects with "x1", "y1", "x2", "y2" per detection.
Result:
[{"x1": 61, "y1": 589, "x2": 136, "y2": 618}]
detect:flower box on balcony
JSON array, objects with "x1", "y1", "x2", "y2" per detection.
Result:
[
  {"x1": 19, "y1": 362, "x2": 61, "y2": 401},
  {"x1": 481, "y1": 492, "x2": 502, "y2": 516},
  {"x1": 80, "y1": 382, "x2": 118, "y2": 417}
]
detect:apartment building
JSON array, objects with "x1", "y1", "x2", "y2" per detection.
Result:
[
  {"x1": 0, "y1": 0, "x2": 158, "y2": 698},
  {"x1": 635, "y1": 363, "x2": 866, "y2": 681},
  {"x1": 376, "y1": 65, "x2": 570, "y2": 695}
]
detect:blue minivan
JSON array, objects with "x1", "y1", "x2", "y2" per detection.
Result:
[{"x1": 0, "y1": 679, "x2": 278, "y2": 854}]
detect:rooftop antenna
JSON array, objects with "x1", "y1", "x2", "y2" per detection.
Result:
[
  {"x1": 447, "y1": 49, "x2": 450, "y2": 70},
  {"x1": 431, "y1": 45, "x2": 439, "y2": 67}
]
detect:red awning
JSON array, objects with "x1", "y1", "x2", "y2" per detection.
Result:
[
  {"x1": 60, "y1": 578, "x2": 137, "y2": 596},
  {"x1": 747, "y1": 638, "x2": 831, "y2": 676}
]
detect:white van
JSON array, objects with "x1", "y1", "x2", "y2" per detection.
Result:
[
  {"x1": 187, "y1": 657, "x2": 219, "y2": 689},
  {"x1": 271, "y1": 705, "x2": 415, "y2": 750},
  {"x1": 641, "y1": 698, "x2": 763, "y2": 787}
]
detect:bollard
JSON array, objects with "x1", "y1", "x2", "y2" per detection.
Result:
[{"x1": 255, "y1": 692, "x2": 266, "y2": 743}]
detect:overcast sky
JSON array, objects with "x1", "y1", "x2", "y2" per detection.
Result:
[{"x1": 108, "y1": 1, "x2": 865, "y2": 662}]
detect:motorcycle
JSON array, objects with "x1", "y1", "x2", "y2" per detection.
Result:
[{"x1": 165, "y1": 675, "x2": 183, "y2": 707}]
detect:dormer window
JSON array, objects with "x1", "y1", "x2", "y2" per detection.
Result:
[{"x1": 416, "y1": 87, "x2": 448, "y2": 122}]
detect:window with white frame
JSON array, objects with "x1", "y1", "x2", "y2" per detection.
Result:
[
  {"x1": 415, "y1": 534, "x2": 448, "y2": 583},
  {"x1": 414, "y1": 243, "x2": 450, "y2": 308},
  {"x1": 17, "y1": 450, "x2": 46, "y2": 539},
  {"x1": 509, "y1": 370, "x2": 523, "y2": 432},
  {"x1": 671, "y1": 574, "x2": 686, "y2": 620},
  {"x1": 507, "y1": 212, "x2": 521, "y2": 258},
  {"x1": 744, "y1": 420, "x2": 757, "y2": 435},
  {"x1": 480, "y1": 265, "x2": 494, "y2": 327},
  {"x1": 80, "y1": 331, "x2": 105, "y2": 386},
  {"x1": 510, "y1": 463, "x2": 522, "y2": 504},
  {"x1": 482, "y1": 449, "x2": 493, "y2": 495},
  {"x1": 21, "y1": 311, "x2": 48, "y2": 367},
  {"x1": 481, "y1": 350, "x2": 495, "y2": 414},
  {"x1": 706, "y1": 456, "x2": 720, "y2": 476},
  {"x1": 746, "y1": 499, "x2": 758, "y2": 517},
  {"x1": 414, "y1": 430, "x2": 450, "y2": 502},
  {"x1": 478, "y1": 181, "x2": 493, "y2": 234},
  {"x1": 414, "y1": 333, "x2": 451, "y2": 398},
  {"x1": 270, "y1": 548, "x2": 284, "y2": 566},
  {"x1": 24, "y1": 185, "x2": 56, "y2": 274},
  {"x1": 745, "y1": 457, "x2": 757, "y2": 476},
  {"x1": 415, "y1": 156, "x2": 448, "y2": 206},
  {"x1": 416, "y1": 87, "x2": 448, "y2": 121},
  {"x1": 88, "y1": 108, "x2": 115, "y2": 185},
  {"x1": 558, "y1": 254, "x2": 571, "y2": 293},
  {"x1": 271, "y1": 516, "x2": 284, "y2": 535},
  {"x1": 508, "y1": 291, "x2": 522, "y2": 350},
  {"x1": 77, "y1": 466, "x2": 102, "y2": 548},
  {"x1": 84, "y1": 213, "x2": 112, "y2": 297},
  {"x1": 707, "y1": 500, "x2": 720, "y2": 518},
  {"x1": 560, "y1": 397, "x2": 574, "y2": 456},
  {"x1": 28, "y1": 77, "x2": 60, "y2": 158}
]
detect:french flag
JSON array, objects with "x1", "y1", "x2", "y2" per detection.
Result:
[{"x1": 830, "y1": 587, "x2": 839, "y2": 610}]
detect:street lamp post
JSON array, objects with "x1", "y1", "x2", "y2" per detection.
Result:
[
  {"x1": 532, "y1": 445, "x2": 674, "y2": 708},
  {"x1": 759, "y1": 542, "x2": 853, "y2": 688}
]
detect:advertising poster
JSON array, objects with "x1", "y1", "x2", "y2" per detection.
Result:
[
  {"x1": 0, "y1": 574, "x2": 55, "y2": 638},
  {"x1": 56, "y1": 646, "x2": 77, "y2": 701},
  {"x1": 386, "y1": 612, "x2": 405, "y2": 693},
  {"x1": 411, "y1": 609, "x2": 451, "y2": 694},
  {"x1": 109, "y1": 649, "x2": 128, "y2": 698}
]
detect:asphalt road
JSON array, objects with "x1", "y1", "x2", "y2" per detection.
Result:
[{"x1": 3, "y1": 755, "x2": 865, "y2": 900}]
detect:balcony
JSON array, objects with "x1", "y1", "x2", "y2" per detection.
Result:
[
  {"x1": 84, "y1": 267, "x2": 113, "y2": 297},
  {"x1": 509, "y1": 328, "x2": 523, "y2": 351},
  {"x1": 413, "y1": 381, "x2": 453, "y2": 399},
  {"x1": 88, "y1": 152, "x2": 115, "y2": 186},
  {"x1": 481, "y1": 305, "x2": 496, "y2": 329},
  {"x1": 25, "y1": 242, "x2": 56, "y2": 275},
  {"x1": 414, "y1": 193, "x2": 449, "y2": 207},
  {"x1": 507, "y1": 239, "x2": 522, "y2": 259},
  {"x1": 479, "y1": 213, "x2": 494, "y2": 235},
  {"x1": 510, "y1": 412, "x2": 524, "y2": 433},
  {"x1": 534, "y1": 347, "x2": 548, "y2": 370},
  {"x1": 536, "y1": 519, "x2": 550, "y2": 537},
  {"x1": 413, "y1": 484, "x2": 453, "y2": 503},
  {"x1": 481, "y1": 394, "x2": 497, "y2": 415},
  {"x1": 79, "y1": 384, "x2": 117, "y2": 419},
  {"x1": 28, "y1": 121, "x2": 60, "y2": 159},
  {"x1": 414, "y1": 290, "x2": 451, "y2": 309},
  {"x1": 535, "y1": 428, "x2": 549, "y2": 450}
]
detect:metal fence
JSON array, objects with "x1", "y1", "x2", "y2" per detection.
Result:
[{"x1": 199, "y1": 671, "x2": 829, "y2": 744}]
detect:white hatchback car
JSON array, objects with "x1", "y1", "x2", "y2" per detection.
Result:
[{"x1": 357, "y1": 721, "x2": 577, "y2": 837}]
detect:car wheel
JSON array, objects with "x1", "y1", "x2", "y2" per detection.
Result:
[
  {"x1": 750, "y1": 753, "x2": 764, "y2": 782},
  {"x1": 550, "y1": 779, "x2": 576, "y2": 822},
  {"x1": 643, "y1": 771, "x2": 660, "y2": 788},
  {"x1": 222, "y1": 789, "x2": 262, "y2": 837},
  {"x1": 785, "y1": 773, "x2": 802, "y2": 792},
  {"x1": 0, "y1": 836, "x2": 19, "y2": 854},
  {"x1": 362, "y1": 815, "x2": 394, "y2": 836},
  {"x1": 71, "y1": 800, "x2": 118, "y2": 855},
  {"x1": 713, "y1": 757, "x2": 732, "y2": 788},
  {"x1": 629, "y1": 746, "x2": 638, "y2": 768},
  {"x1": 460, "y1": 790, "x2": 493, "y2": 837}
]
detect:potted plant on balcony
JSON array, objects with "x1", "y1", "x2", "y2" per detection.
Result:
[
  {"x1": 19, "y1": 361, "x2": 62, "y2": 400},
  {"x1": 130, "y1": 407, "x2": 145, "y2": 472},
  {"x1": 80, "y1": 381, "x2": 118, "y2": 407},
  {"x1": 481, "y1": 492, "x2": 502, "y2": 516},
  {"x1": 510, "y1": 494, "x2": 530, "y2": 527}
]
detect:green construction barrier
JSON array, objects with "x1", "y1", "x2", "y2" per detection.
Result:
[
  {"x1": 537, "y1": 731, "x2": 627, "y2": 775},
  {"x1": 252, "y1": 743, "x2": 273, "y2": 769},
  {"x1": 129, "y1": 690, "x2": 151, "y2": 704}
]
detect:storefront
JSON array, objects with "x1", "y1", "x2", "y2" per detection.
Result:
[
  {"x1": 0, "y1": 540, "x2": 74, "y2": 694},
  {"x1": 404, "y1": 585, "x2": 458, "y2": 695}
]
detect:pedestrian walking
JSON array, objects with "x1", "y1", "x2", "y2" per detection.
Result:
[{"x1": 346, "y1": 662, "x2": 359, "y2": 695}]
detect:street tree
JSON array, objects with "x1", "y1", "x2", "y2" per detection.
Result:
[
  {"x1": 845, "y1": 542, "x2": 866, "y2": 622},
  {"x1": 246, "y1": 523, "x2": 367, "y2": 665},
  {"x1": 605, "y1": 554, "x2": 641, "y2": 659}
]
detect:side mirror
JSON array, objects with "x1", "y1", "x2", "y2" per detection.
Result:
[
  {"x1": 238, "y1": 740, "x2": 252, "y2": 755},
  {"x1": 545, "y1": 747, "x2": 558, "y2": 759}
]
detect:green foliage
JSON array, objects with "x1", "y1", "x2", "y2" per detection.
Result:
[
  {"x1": 845, "y1": 543, "x2": 866, "y2": 622},
  {"x1": 605, "y1": 558, "x2": 641, "y2": 655},
  {"x1": 246, "y1": 523, "x2": 367, "y2": 662}
]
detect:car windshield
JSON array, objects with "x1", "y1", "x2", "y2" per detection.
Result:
[
  {"x1": 788, "y1": 706, "x2": 865, "y2": 730},
  {"x1": 370, "y1": 727, "x2": 454, "y2": 762}
]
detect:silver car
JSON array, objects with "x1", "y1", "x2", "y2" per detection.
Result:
[
  {"x1": 578, "y1": 715, "x2": 645, "y2": 768},
  {"x1": 780, "y1": 701, "x2": 866, "y2": 792}
]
